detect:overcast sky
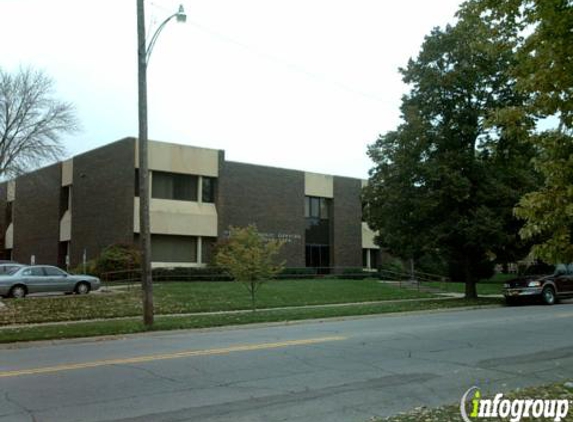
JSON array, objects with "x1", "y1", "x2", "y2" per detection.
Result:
[{"x1": 1, "y1": 0, "x2": 463, "y2": 178}]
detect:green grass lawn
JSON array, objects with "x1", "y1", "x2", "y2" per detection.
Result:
[
  {"x1": 423, "y1": 281, "x2": 504, "y2": 295},
  {"x1": 0, "y1": 279, "x2": 435, "y2": 326},
  {"x1": 484, "y1": 273, "x2": 516, "y2": 283},
  {"x1": 0, "y1": 297, "x2": 501, "y2": 343}
]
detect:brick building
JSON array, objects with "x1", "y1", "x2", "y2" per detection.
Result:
[{"x1": 0, "y1": 138, "x2": 381, "y2": 270}]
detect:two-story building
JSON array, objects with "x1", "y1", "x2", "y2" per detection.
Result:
[{"x1": 0, "y1": 137, "x2": 381, "y2": 270}]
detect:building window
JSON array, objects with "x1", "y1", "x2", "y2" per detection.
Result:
[
  {"x1": 134, "y1": 169, "x2": 139, "y2": 197},
  {"x1": 5, "y1": 202, "x2": 12, "y2": 226},
  {"x1": 60, "y1": 186, "x2": 71, "y2": 218},
  {"x1": 305, "y1": 244, "x2": 330, "y2": 272},
  {"x1": 151, "y1": 235, "x2": 197, "y2": 263},
  {"x1": 305, "y1": 196, "x2": 331, "y2": 272},
  {"x1": 152, "y1": 171, "x2": 198, "y2": 201},
  {"x1": 202, "y1": 177, "x2": 216, "y2": 203},
  {"x1": 370, "y1": 249, "x2": 379, "y2": 269},
  {"x1": 58, "y1": 241, "x2": 69, "y2": 269},
  {"x1": 305, "y1": 196, "x2": 329, "y2": 219}
]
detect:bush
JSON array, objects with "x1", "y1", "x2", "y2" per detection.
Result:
[
  {"x1": 69, "y1": 259, "x2": 98, "y2": 276},
  {"x1": 277, "y1": 267, "x2": 317, "y2": 279},
  {"x1": 152, "y1": 266, "x2": 232, "y2": 282},
  {"x1": 94, "y1": 244, "x2": 141, "y2": 280},
  {"x1": 340, "y1": 267, "x2": 369, "y2": 280},
  {"x1": 416, "y1": 253, "x2": 448, "y2": 276},
  {"x1": 379, "y1": 258, "x2": 404, "y2": 274}
]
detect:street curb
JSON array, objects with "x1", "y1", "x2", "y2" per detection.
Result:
[{"x1": 0, "y1": 304, "x2": 503, "y2": 349}]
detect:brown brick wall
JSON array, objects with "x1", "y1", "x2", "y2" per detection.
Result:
[
  {"x1": 0, "y1": 183, "x2": 8, "y2": 259},
  {"x1": 70, "y1": 138, "x2": 136, "y2": 266},
  {"x1": 332, "y1": 176, "x2": 363, "y2": 268},
  {"x1": 13, "y1": 164, "x2": 61, "y2": 265},
  {"x1": 218, "y1": 161, "x2": 306, "y2": 267}
]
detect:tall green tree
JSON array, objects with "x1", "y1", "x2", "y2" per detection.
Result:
[
  {"x1": 364, "y1": 3, "x2": 539, "y2": 298},
  {"x1": 475, "y1": 0, "x2": 573, "y2": 263}
]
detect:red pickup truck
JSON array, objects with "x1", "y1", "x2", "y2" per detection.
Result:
[{"x1": 503, "y1": 263, "x2": 573, "y2": 305}]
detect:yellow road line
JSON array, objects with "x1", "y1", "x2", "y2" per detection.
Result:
[{"x1": 0, "y1": 336, "x2": 346, "y2": 379}]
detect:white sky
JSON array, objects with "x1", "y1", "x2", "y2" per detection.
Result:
[{"x1": 0, "y1": 0, "x2": 463, "y2": 178}]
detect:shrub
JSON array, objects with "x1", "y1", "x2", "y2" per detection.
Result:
[
  {"x1": 69, "y1": 259, "x2": 97, "y2": 276},
  {"x1": 416, "y1": 253, "x2": 448, "y2": 276},
  {"x1": 277, "y1": 267, "x2": 317, "y2": 280},
  {"x1": 94, "y1": 243, "x2": 141, "y2": 280},
  {"x1": 152, "y1": 266, "x2": 232, "y2": 282},
  {"x1": 379, "y1": 258, "x2": 404, "y2": 274},
  {"x1": 340, "y1": 267, "x2": 368, "y2": 280}
]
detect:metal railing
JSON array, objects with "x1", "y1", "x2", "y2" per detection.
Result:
[{"x1": 98, "y1": 266, "x2": 450, "y2": 290}]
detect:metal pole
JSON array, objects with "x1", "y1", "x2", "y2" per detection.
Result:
[{"x1": 137, "y1": 0, "x2": 154, "y2": 327}]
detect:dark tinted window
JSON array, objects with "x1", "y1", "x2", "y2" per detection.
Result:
[
  {"x1": 6, "y1": 202, "x2": 12, "y2": 225},
  {"x1": 202, "y1": 177, "x2": 216, "y2": 203},
  {"x1": 151, "y1": 235, "x2": 197, "y2": 263},
  {"x1": 524, "y1": 262, "x2": 554, "y2": 275},
  {"x1": 152, "y1": 171, "x2": 198, "y2": 201},
  {"x1": 134, "y1": 169, "x2": 140, "y2": 197},
  {"x1": 320, "y1": 198, "x2": 329, "y2": 220},
  {"x1": 305, "y1": 196, "x2": 330, "y2": 219},
  {"x1": 370, "y1": 250, "x2": 379, "y2": 269},
  {"x1": 30, "y1": 267, "x2": 45, "y2": 276},
  {"x1": 310, "y1": 197, "x2": 320, "y2": 218},
  {"x1": 44, "y1": 267, "x2": 66, "y2": 276},
  {"x1": 60, "y1": 186, "x2": 70, "y2": 217}
]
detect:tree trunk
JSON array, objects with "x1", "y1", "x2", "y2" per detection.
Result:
[
  {"x1": 463, "y1": 257, "x2": 478, "y2": 299},
  {"x1": 250, "y1": 282, "x2": 256, "y2": 312},
  {"x1": 465, "y1": 279, "x2": 477, "y2": 299}
]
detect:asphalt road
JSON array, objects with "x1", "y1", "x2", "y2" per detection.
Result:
[{"x1": 0, "y1": 303, "x2": 572, "y2": 422}]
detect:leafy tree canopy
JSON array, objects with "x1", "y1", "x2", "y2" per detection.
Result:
[
  {"x1": 474, "y1": 0, "x2": 573, "y2": 263},
  {"x1": 364, "y1": 2, "x2": 539, "y2": 298}
]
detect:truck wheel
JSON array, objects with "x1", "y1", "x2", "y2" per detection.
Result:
[{"x1": 541, "y1": 286, "x2": 556, "y2": 305}]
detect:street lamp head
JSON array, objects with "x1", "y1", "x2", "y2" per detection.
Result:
[{"x1": 176, "y1": 5, "x2": 187, "y2": 23}]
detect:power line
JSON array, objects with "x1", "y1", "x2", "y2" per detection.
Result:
[{"x1": 187, "y1": 20, "x2": 396, "y2": 106}]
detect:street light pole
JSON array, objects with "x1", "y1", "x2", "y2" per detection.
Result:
[{"x1": 136, "y1": 1, "x2": 186, "y2": 327}]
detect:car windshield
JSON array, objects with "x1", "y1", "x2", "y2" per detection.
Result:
[
  {"x1": 553, "y1": 263, "x2": 572, "y2": 275},
  {"x1": 524, "y1": 263, "x2": 554, "y2": 276}
]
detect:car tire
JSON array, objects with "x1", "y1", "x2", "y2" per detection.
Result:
[
  {"x1": 9, "y1": 285, "x2": 27, "y2": 299},
  {"x1": 541, "y1": 286, "x2": 557, "y2": 305},
  {"x1": 75, "y1": 282, "x2": 90, "y2": 295}
]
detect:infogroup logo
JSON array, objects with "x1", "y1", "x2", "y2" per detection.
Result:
[{"x1": 460, "y1": 386, "x2": 570, "y2": 422}]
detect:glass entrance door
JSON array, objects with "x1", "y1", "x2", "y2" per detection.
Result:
[{"x1": 305, "y1": 244, "x2": 330, "y2": 273}]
